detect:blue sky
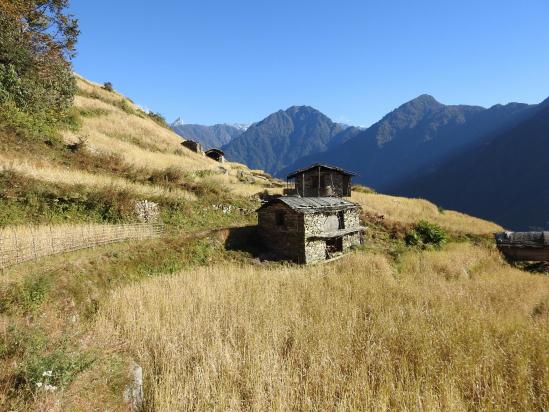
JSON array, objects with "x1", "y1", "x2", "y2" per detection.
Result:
[{"x1": 70, "y1": 0, "x2": 549, "y2": 127}]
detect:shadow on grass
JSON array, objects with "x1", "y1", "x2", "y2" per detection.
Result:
[
  {"x1": 513, "y1": 261, "x2": 549, "y2": 275},
  {"x1": 223, "y1": 225, "x2": 285, "y2": 262}
]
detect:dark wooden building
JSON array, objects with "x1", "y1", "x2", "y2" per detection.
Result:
[
  {"x1": 495, "y1": 231, "x2": 549, "y2": 261},
  {"x1": 181, "y1": 140, "x2": 204, "y2": 155},
  {"x1": 286, "y1": 164, "x2": 355, "y2": 197},
  {"x1": 257, "y1": 196, "x2": 365, "y2": 264},
  {"x1": 205, "y1": 148, "x2": 225, "y2": 163}
]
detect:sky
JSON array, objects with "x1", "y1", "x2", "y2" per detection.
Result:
[{"x1": 70, "y1": 0, "x2": 549, "y2": 127}]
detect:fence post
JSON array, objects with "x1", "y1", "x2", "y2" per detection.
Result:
[
  {"x1": 49, "y1": 226, "x2": 55, "y2": 254},
  {"x1": 12, "y1": 227, "x2": 19, "y2": 265},
  {"x1": 0, "y1": 229, "x2": 4, "y2": 269}
]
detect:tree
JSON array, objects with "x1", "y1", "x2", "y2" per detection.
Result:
[{"x1": 0, "y1": 0, "x2": 79, "y2": 122}]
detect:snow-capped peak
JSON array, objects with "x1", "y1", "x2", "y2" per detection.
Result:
[
  {"x1": 229, "y1": 123, "x2": 250, "y2": 131},
  {"x1": 171, "y1": 117, "x2": 185, "y2": 127}
]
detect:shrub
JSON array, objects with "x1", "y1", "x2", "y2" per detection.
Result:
[
  {"x1": 406, "y1": 220, "x2": 448, "y2": 249},
  {"x1": 352, "y1": 184, "x2": 376, "y2": 194},
  {"x1": 148, "y1": 111, "x2": 168, "y2": 127},
  {"x1": 149, "y1": 167, "x2": 185, "y2": 185},
  {"x1": 0, "y1": 2, "x2": 79, "y2": 127},
  {"x1": 114, "y1": 98, "x2": 133, "y2": 113},
  {"x1": 102, "y1": 82, "x2": 114, "y2": 92}
]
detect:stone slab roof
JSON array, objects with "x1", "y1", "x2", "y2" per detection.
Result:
[{"x1": 258, "y1": 196, "x2": 360, "y2": 213}]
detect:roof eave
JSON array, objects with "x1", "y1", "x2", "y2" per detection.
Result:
[{"x1": 286, "y1": 163, "x2": 357, "y2": 179}]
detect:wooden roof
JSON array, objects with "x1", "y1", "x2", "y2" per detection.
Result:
[{"x1": 286, "y1": 163, "x2": 356, "y2": 179}]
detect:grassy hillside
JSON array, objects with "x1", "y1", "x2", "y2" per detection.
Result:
[
  {"x1": 1, "y1": 76, "x2": 547, "y2": 411},
  {"x1": 0, "y1": 76, "x2": 279, "y2": 228}
]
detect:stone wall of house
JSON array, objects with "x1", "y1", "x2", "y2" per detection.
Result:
[
  {"x1": 303, "y1": 233, "x2": 362, "y2": 264},
  {"x1": 303, "y1": 208, "x2": 361, "y2": 237},
  {"x1": 294, "y1": 170, "x2": 351, "y2": 197},
  {"x1": 343, "y1": 232, "x2": 362, "y2": 250},
  {"x1": 344, "y1": 209, "x2": 361, "y2": 229},
  {"x1": 258, "y1": 203, "x2": 363, "y2": 264},
  {"x1": 181, "y1": 140, "x2": 204, "y2": 154},
  {"x1": 305, "y1": 239, "x2": 327, "y2": 263},
  {"x1": 258, "y1": 204, "x2": 305, "y2": 262}
]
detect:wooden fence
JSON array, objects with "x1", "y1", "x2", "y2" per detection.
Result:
[{"x1": 0, "y1": 223, "x2": 164, "y2": 270}]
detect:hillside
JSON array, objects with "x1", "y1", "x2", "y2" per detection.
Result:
[
  {"x1": 223, "y1": 106, "x2": 361, "y2": 175},
  {"x1": 281, "y1": 96, "x2": 535, "y2": 186},
  {"x1": 0, "y1": 75, "x2": 280, "y2": 228},
  {"x1": 171, "y1": 121, "x2": 246, "y2": 149},
  {"x1": 391, "y1": 98, "x2": 549, "y2": 230},
  {"x1": 1, "y1": 78, "x2": 547, "y2": 411}
]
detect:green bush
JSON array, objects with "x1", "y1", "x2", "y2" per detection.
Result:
[
  {"x1": 102, "y1": 81, "x2": 114, "y2": 92},
  {"x1": 0, "y1": 171, "x2": 138, "y2": 226},
  {"x1": 406, "y1": 220, "x2": 448, "y2": 249},
  {"x1": 0, "y1": 1, "x2": 79, "y2": 138},
  {"x1": 22, "y1": 347, "x2": 94, "y2": 392},
  {"x1": 148, "y1": 111, "x2": 168, "y2": 127}
]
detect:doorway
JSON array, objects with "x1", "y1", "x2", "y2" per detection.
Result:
[{"x1": 325, "y1": 236, "x2": 343, "y2": 259}]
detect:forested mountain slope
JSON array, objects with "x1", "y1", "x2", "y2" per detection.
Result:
[
  {"x1": 223, "y1": 105, "x2": 361, "y2": 175},
  {"x1": 391, "y1": 98, "x2": 549, "y2": 230},
  {"x1": 281, "y1": 95, "x2": 534, "y2": 186}
]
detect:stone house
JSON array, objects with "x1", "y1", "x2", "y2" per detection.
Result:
[
  {"x1": 286, "y1": 164, "x2": 355, "y2": 197},
  {"x1": 495, "y1": 231, "x2": 549, "y2": 261},
  {"x1": 257, "y1": 197, "x2": 364, "y2": 264},
  {"x1": 181, "y1": 140, "x2": 204, "y2": 155},
  {"x1": 205, "y1": 148, "x2": 225, "y2": 163}
]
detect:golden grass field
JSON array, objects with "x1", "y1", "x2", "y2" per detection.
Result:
[
  {"x1": 352, "y1": 192, "x2": 503, "y2": 234},
  {"x1": 97, "y1": 243, "x2": 548, "y2": 411},
  {"x1": 1, "y1": 76, "x2": 280, "y2": 204},
  {"x1": 67, "y1": 77, "x2": 280, "y2": 192},
  {"x1": 2, "y1": 75, "x2": 547, "y2": 411},
  {"x1": 0, "y1": 154, "x2": 197, "y2": 201}
]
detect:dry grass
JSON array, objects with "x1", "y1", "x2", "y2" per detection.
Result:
[
  {"x1": 75, "y1": 75, "x2": 141, "y2": 110},
  {"x1": 0, "y1": 223, "x2": 162, "y2": 269},
  {"x1": 352, "y1": 192, "x2": 503, "y2": 234},
  {"x1": 97, "y1": 244, "x2": 548, "y2": 411},
  {"x1": 65, "y1": 96, "x2": 216, "y2": 173},
  {"x1": 0, "y1": 154, "x2": 196, "y2": 201},
  {"x1": 66, "y1": 79, "x2": 279, "y2": 197},
  {"x1": 205, "y1": 173, "x2": 284, "y2": 197}
]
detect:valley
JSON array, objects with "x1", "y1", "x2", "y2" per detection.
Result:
[
  {"x1": 1, "y1": 76, "x2": 547, "y2": 411},
  {"x1": 1, "y1": 2, "x2": 548, "y2": 409},
  {"x1": 176, "y1": 95, "x2": 549, "y2": 230}
]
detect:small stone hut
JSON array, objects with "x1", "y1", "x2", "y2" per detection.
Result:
[
  {"x1": 181, "y1": 140, "x2": 204, "y2": 155},
  {"x1": 257, "y1": 197, "x2": 365, "y2": 264},
  {"x1": 495, "y1": 231, "x2": 549, "y2": 261},
  {"x1": 205, "y1": 148, "x2": 225, "y2": 163},
  {"x1": 286, "y1": 164, "x2": 355, "y2": 197}
]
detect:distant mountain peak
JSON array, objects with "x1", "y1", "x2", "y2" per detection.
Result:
[
  {"x1": 171, "y1": 117, "x2": 185, "y2": 127},
  {"x1": 285, "y1": 105, "x2": 323, "y2": 115},
  {"x1": 404, "y1": 94, "x2": 442, "y2": 109},
  {"x1": 229, "y1": 123, "x2": 251, "y2": 131}
]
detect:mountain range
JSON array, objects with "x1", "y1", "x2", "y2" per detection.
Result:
[
  {"x1": 172, "y1": 96, "x2": 548, "y2": 230},
  {"x1": 171, "y1": 119, "x2": 249, "y2": 149},
  {"x1": 222, "y1": 106, "x2": 361, "y2": 174},
  {"x1": 280, "y1": 96, "x2": 536, "y2": 188},
  {"x1": 390, "y1": 97, "x2": 549, "y2": 230}
]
